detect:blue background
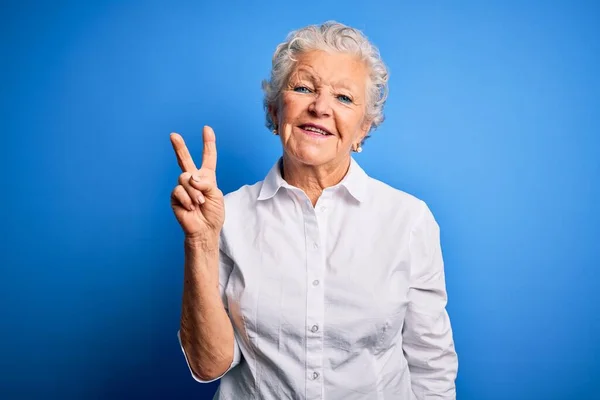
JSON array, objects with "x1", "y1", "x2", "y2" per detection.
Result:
[{"x1": 1, "y1": 1, "x2": 599, "y2": 399}]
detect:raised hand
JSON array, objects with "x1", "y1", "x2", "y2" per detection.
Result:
[{"x1": 170, "y1": 126, "x2": 225, "y2": 240}]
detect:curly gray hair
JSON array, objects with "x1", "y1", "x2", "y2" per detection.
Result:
[{"x1": 261, "y1": 21, "x2": 389, "y2": 144}]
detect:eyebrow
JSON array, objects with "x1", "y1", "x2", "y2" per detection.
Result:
[
  {"x1": 291, "y1": 68, "x2": 320, "y2": 83},
  {"x1": 332, "y1": 79, "x2": 359, "y2": 93},
  {"x1": 292, "y1": 68, "x2": 359, "y2": 93}
]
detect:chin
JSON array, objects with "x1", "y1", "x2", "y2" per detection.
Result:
[{"x1": 291, "y1": 147, "x2": 335, "y2": 167}]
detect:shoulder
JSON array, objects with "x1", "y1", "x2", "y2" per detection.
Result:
[
  {"x1": 362, "y1": 176, "x2": 440, "y2": 246},
  {"x1": 363, "y1": 175, "x2": 428, "y2": 217},
  {"x1": 222, "y1": 180, "x2": 262, "y2": 213}
]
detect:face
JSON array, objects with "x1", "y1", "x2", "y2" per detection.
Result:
[{"x1": 271, "y1": 50, "x2": 371, "y2": 168}]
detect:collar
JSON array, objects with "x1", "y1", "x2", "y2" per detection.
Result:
[{"x1": 257, "y1": 157, "x2": 368, "y2": 202}]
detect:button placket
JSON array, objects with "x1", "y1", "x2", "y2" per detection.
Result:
[{"x1": 303, "y1": 196, "x2": 325, "y2": 399}]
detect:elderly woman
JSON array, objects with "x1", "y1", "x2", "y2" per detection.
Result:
[{"x1": 170, "y1": 21, "x2": 458, "y2": 399}]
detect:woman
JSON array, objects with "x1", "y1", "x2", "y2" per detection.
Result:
[{"x1": 171, "y1": 21, "x2": 458, "y2": 399}]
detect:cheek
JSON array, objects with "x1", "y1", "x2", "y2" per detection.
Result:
[
  {"x1": 337, "y1": 110, "x2": 366, "y2": 139},
  {"x1": 280, "y1": 94, "x2": 306, "y2": 118}
]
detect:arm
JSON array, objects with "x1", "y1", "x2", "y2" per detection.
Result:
[
  {"x1": 403, "y1": 201, "x2": 458, "y2": 399},
  {"x1": 178, "y1": 234, "x2": 241, "y2": 382}
]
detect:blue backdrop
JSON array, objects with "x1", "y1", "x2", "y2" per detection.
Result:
[{"x1": 1, "y1": 1, "x2": 599, "y2": 399}]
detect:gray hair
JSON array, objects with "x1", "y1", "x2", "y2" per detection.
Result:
[{"x1": 261, "y1": 21, "x2": 389, "y2": 144}]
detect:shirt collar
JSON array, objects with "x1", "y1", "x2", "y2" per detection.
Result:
[
  {"x1": 257, "y1": 157, "x2": 368, "y2": 203},
  {"x1": 257, "y1": 158, "x2": 287, "y2": 201}
]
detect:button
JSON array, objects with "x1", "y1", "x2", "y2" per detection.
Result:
[
  {"x1": 312, "y1": 371, "x2": 319, "y2": 380},
  {"x1": 311, "y1": 324, "x2": 319, "y2": 333},
  {"x1": 313, "y1": 242, "x2": 319, "y2": 249},
  {"x1": 319, "y1": 206, "x2": 327, "y2": 212},
  {"x1": 312, "y1": 280, "x2": 320, "y2": 286}
]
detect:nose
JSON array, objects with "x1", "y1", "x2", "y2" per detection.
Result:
[{"x1": 308, "y1": 92, "x2": 332, "y2": 117}]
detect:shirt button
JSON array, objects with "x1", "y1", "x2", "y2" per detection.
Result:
[
  {"x1": 311, "y1": 324, "x2": 319, "y2": 333},
  {"x1": 312, "y1": 280, "x2": 320, "y2": 286},
  {"x1": 313, "y1": 242, "x2": 319, "y2": 249},
  {"x1": 319, "y1": 206, "x2": 327, "y2": 212},
  {"x1": 312, "y1": 371, "x2": 319, "y2": 380}
]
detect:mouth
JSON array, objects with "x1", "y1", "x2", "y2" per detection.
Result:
[{"x1": 298, "y1": 123, "x2": 334, "y2": 137}]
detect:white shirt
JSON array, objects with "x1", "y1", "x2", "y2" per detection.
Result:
[{"x1": 178, "y1": 157, "x2": 458, "y2": 399}]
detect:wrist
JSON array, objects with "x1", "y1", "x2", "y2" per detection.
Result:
[{"x1": 184, "y1": 232, "x2": 220, "y2": 252}]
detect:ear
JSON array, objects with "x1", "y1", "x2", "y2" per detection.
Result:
[
  {"x1": 358, "y1": 118, "x2": 373, "y2": 142},
  {"x1": 268, "y1": 104, "x2": 279, "y2": 128}
]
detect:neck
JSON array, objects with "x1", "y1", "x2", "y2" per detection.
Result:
[{"x1": 281, "y1": 154, "x2": 351, "y2": 206}]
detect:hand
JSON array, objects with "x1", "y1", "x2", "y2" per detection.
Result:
[{"x1": 169, "y1": 126, "x2": 225, "y2": 240}]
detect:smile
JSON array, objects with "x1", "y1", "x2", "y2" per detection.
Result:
[{"x1": 299, "y1": 124, "x2": 333, "y2": 137}]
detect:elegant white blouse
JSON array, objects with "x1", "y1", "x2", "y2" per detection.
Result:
[{"x1": 178, "y1": 157, "x2": 458, "y2": 399}]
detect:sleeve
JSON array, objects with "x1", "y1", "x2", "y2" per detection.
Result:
[
  {"x1": 403, "y1": 201, "x2": 458, "y2": 399},
  {"x1": 177, "y1": 245, "x2": 242, "y2": 383}
]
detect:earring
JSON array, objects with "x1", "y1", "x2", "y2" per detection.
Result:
[
  {"x1": 354, "y1": 143, "x2": 363, "y2": 153},
  {"x1": 273, "y1": 126, "x2": 278, "y2": 135}
]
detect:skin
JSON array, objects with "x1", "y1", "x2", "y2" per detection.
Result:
[
  {"x1": 271, "y1": 49, "x2": 373, "y2": 205},
  {"x1": 170, "y1": 50, "x2": 372, "y2": 380},
  {"x1": 170, "y1": 127, "x2": 235, "y2": 381}
]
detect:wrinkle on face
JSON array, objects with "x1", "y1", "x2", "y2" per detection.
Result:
[{"x1": 269, "y1": 50, "x2": 373, "y2": 203}]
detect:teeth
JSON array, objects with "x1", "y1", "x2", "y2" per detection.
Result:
[{"x1": 304, "y1": 126, "x2": 328, "y2": 135}]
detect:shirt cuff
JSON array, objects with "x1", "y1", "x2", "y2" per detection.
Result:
[{"x1": 177, "y1": 329, "x2": 241, "y2": 383}]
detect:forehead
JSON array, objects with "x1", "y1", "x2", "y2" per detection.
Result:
[{"x1": 289, "y1": 50, "x2": 369, "y2": 90}]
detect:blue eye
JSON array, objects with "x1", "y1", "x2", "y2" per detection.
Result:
[
  {"x1": 337, "y1": 94, "x2": 353, "y2": 104},
  {"x1": 294, "y1": 86, "x2": 312, "y2": 93}
]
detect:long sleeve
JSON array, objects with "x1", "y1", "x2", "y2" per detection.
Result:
[
  {"x1": 403, "y1": 201, "x2": 458, "y2": 399},
  {"x1": 177, "y1": 246, "x2": 242, "y2": 383}
]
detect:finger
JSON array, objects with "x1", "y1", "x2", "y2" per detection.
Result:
[
  {"x1": 190, "y1": 173, "x2": 218, "y2": 195},
  {"x1": 179, "y1": 172, "x2": 206, "y2": 205},
  {"x1": 171, "y1": 185, "x2": 196, "y2": 211},
  {"x1": 200, "y1": 125, "x2": 217, "y2": 171},
  {"x1": 170, "y1": 132, "x2": 198, "y2": 173}
]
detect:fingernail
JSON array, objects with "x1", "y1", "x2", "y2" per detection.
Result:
[
  {"x1": 189, "y1": 204, "x2": 196, "y2": 211},
  {"x1": 192, "y1": 175, "x2": 201, "y2": 182},
  {"x1": 197, "y1": 194, "x2": 206, "y2": 204}
]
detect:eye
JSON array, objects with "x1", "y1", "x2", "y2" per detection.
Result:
[
  {"x1": 337, "y1": 94, "x2": 353, "y2": 104},
  {"x1": 293, "y1": 86, "x2": 312, "y2": 93}
]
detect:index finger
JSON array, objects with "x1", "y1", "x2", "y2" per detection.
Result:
[
  {"x1": 201, "y1": 125, "x2": 217, "y2": 171},
  {"x1": 170, "y1": 132, "x2": 198, "y2": 172}
]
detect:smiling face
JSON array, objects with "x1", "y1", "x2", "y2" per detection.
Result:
[{"x1": 271, "y1": 50, "x2": 372, "y2": 169}]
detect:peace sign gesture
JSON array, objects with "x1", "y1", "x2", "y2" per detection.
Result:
[{"x1": 170, "y1": 126, "x2": 225, "y2": 239}]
